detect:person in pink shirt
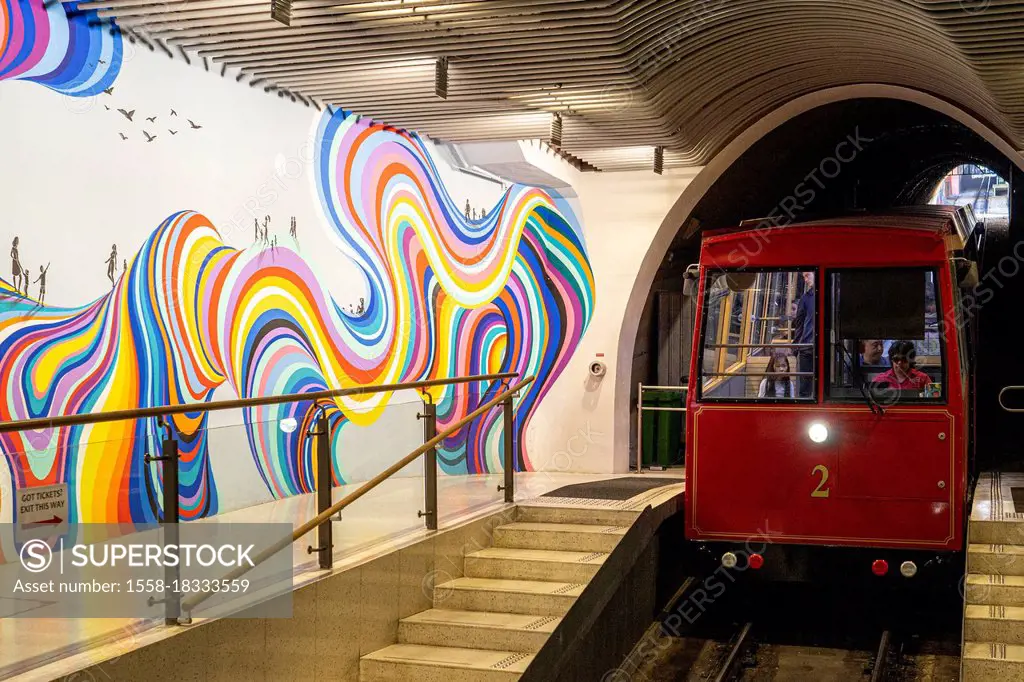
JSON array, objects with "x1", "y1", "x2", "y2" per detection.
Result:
[{"x1": 871, "y1": 341, "x2": 931, "y2": 391}]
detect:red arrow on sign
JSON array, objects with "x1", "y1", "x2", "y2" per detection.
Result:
[{"x1": 22, "y1": 516, "x2": 63, "y2": 528}]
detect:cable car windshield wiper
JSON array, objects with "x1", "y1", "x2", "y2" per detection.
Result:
[{"x1": 840, "y1": 344, "x2": 884, "y2": 415}]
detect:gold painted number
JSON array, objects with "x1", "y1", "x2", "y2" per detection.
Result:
[{"x1": 811, "y1": 464, "x2": 831, "y2": 498}]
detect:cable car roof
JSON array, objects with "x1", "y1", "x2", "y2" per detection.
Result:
[{"x1": 727, "y1": 205, "x2": 978, "y2": 253}]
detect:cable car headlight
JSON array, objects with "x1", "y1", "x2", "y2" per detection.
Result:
[
  {"x1": 279, "y1": 417, "x2": 298, "y2": 434},
  {"x1": 808, "y1": 422, "x2": 829, "y2": 443}
]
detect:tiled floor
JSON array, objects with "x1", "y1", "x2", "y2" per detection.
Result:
[{"x1": 1, "y1": 470, "x2": 683, "y2": 681}]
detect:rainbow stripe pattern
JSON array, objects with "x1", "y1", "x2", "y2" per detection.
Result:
[{"x1": 1, "y1": 0, "x2": 121, "y2": 95}]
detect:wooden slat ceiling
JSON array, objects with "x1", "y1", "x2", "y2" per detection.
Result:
[{"x1": 81, "y1": 0, "x2": 1024, "y2": 172}]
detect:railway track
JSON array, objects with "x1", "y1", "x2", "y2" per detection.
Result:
[{"x1": 623, "y1": 578, "x2": 959, "y2": 681}]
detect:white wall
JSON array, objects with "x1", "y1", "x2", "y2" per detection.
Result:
[{"x1": 517, "y1": 143, "x2": 699, "y2": 474}]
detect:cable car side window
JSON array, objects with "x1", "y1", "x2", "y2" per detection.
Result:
[
  {"x1": 699, "y1": 269, "x2": 816, "y2": 401},
  {"x1": 826, "y1": 268, "x2": 945, "y2": 403}
]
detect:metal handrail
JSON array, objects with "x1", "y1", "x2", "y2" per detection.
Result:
[
  {"x1": 0, "y1": 372, "x2": 517, "y2": 433},
  {"x1": 703, "y1": 371, "x2": 814, "y2": 377},
  {"x1": 703, "y1": 343, "x2": 812, "y2": 349},
  {"x1": 179, "y1": 374, "x2": 536, "y2": 615},
  {"x1": 998, "y1": 386, "x2": 1024, "y2": 412}
]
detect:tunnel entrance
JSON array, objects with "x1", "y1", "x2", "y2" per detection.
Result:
[{"x1": 630, "y1": 97, "x2": 1024, "y2": 473}]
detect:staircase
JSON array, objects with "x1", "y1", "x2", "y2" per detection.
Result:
[
  {"x1": 359, "y1": 504, "x2": 639, "y2": 681},
  {"x1": 963, "y1": 472, "x2": 1024, "y2": 678}
]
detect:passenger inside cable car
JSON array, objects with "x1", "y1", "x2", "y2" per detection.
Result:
[
  {"x1": 757, "y1": 352, "x2": 797, "y2": 398},
  {"x1": 859, "y1": 339, "x2": 888, "y2": 367},
  {"x1": 871, "y1": 341, "x2": 932, "y2": 391}
]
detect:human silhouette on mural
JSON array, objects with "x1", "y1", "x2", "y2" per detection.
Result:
[
  {"x1": 263, "y1": 216, "x2": 271, "y2": 244},
  {"x1": 123, "y1": 259, "x2": 127, "y2": 273},
  {"x1": 289, "y1": 217, "x2": 297, "y2": 240},
  {"x1": 356, "y1": 297, "x2": 365, "y2": 315},
  {"x1": 482, "y1": 208, "x2": 487, "y2": 219},
  {"x1": 105, "y1": 244, "x2": 118, "y2": 288},
  {"x1": 22, "y1": 265, "x2": 30, "y2": 296},
  {"x1": 11, "y1": 237, "x2": 23, "y2": 292},
  {"x1": 34, "y1": 263, "x2": 49, "y2": 304},
  {"x1": 464, "y1": 200, "x2": 471, "y2": 220},
  {"x1": 254, "y1": 218, "x2": 260, "y2": 243},
  {"x1": 472, "y1": 208, "x2": 477, "y2": 220}
]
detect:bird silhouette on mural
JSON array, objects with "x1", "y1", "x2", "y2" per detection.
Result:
[
  {"x1": 10, "y1": 237, "x2": 23, "y2": 293},
  {"x1": 105, "y1": 244, "x2": 118, "y2": 288},
  {"x1": 34, "y1": 263, "x2": 50, "y2": 304},
  {"x1": 102, "y1": 87, "x2": 114, "y2": 95},
  {"x1": 168, "y1": 129, "x2": 178, "y2": 135},
  {"x1": 188, "y1": 119, "x2": 202, "y2": 130},
  {"x1": 104, "y1": 105, "x2": 110, "y2": 111},
  {"x1": 118, "y1": 132, "x2": 127, "y2": 141},
  {"x1": 117, "y1": 108, "x2": 134, "y2": 122},
  {"x1": 146, "y1": 116, "x2": 157, "y2": 123},
  {"x1": 170, "y1": 109, "x2": 177, "y2": 117},
  {"x1": 143, "y1": 131, "x2": 156, "y2": 142}
]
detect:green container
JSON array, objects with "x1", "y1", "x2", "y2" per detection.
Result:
[{"x1": 642, "y1": 390, "x2": 685, "y2": 467}]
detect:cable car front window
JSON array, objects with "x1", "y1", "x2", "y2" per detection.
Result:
[
  {"x1": 827, "y1": 268, "x2": 945, "y2": 403},
  {"x1": 699, "y1": 269, "x2": 815, "y2": 401}
]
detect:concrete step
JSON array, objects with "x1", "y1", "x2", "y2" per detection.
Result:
[
  {"x1": 968, "y1": 544, "x2": 1024, "y2": 576},
  {"x1": 492, "y1": 522, "x2": 627, "y2": 553},
  {"x1": 398, "y1": 609, "x2": 560, "y2": 653},
  {"x1": 962, "y1": 642, "x2": 1024, "y2": 680},
  {"x1": 360, "y1": 644, "x2": 532, "y2": 682},
  {"x1": 516, "y1": 504, "x2": 640, "y2": 528},
  {"x1": 435, "y1": 577, "x2": 584, "y2": 616},
  {"x1": 965, "y1": 574, "x2": 1024, "y2": 606},
  {"x1": 969, "y1": 519, "x2": 1024, "y2": 546},
  {"x1": 965, "y1": 605, "x2": 1024, "y2": 644},
  {"x1": 465, "y1": 547, "x2": 607, "y2": 583}
]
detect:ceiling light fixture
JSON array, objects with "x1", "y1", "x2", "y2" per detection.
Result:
[
  {"x1": 271, "y1": 0, "x2": 292, "y2": 26},
  {"x1": 435, "y1": 56, "x2": 449, "y2": 99},
  {"x1": 550, "y1": 112, "x2": 563, "y2": 148}
]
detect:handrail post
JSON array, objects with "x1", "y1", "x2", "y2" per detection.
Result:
[
  {"x1": 501, "y1": 391, "x2": 515, "y2": 503},
  {"x1": 309, "y1": 411, "x2": 333, "y2": 570},
  {"x1": 418, "y1": 400, "x2": 438, "y2": 530},
  {"x1": 146, "y1": 420, "x2": 181, "y2": 625}
]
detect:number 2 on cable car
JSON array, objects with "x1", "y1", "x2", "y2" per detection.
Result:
[{"x1": 811, "y1": 464, "x2": 831, "y2": 498}]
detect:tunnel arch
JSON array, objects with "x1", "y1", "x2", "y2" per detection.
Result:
[{"x1": 614, "y1": 84, "x2": 1024, "y2": 470}]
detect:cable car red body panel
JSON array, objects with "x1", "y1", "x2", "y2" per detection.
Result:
[{"x1": 684, "y1": 213, "x2": 969, "y2": 553}]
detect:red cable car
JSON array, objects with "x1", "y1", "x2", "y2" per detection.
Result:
[{"x1": 683, "y1": 206, "x2": 979, "y2": 580}]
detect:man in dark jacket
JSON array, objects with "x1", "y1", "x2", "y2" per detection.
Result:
[{"x1": 793, "y1": 271, "x2": 815, "y2": 397}]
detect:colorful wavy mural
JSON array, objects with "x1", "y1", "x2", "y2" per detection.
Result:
[
  {"x1": 0, "y1": 0, "x2": 594, "y2": 525},
  {"x1": 0, "y1": 172, "x2": 592, "y2": 521},
  {"x1": 1, "y1": 0, "x2": 122, "y2": 95}
]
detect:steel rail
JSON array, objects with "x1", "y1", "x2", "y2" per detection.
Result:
[{"x1": 712, "y1": 622, "x2": 753, "y2": 682}]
